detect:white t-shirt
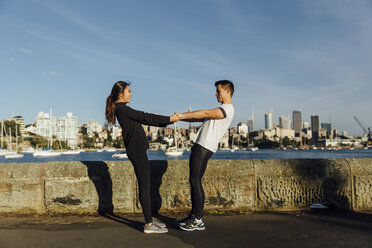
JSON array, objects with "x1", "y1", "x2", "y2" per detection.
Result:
[{"x1": 194, "y1": 104, "x2": 234, "y2": 153}]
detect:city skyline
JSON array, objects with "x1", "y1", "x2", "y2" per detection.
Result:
[
  {"x1": 1, "y1": 108, "x2": 368, "y2": 138},
  {"x1": 1, "y1": 1, "x2": 371, "y2": 135}
]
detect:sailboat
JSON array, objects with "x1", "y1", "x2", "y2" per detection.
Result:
[
  {"x1": 112, "y1": 151, "x2": 128, "y2": 159},
  {"x1": 5, "y1": 125, "x2": 24, "y2": 159},
  {"x1": 165, "y1": 122, "x2": 183, "y2": 156},
  {"x1": 230, "y1": 135, "x2": 239, "y2": 152},
  {"x1": 0, "y1": 120, "x2": 14, "y2": 156}
]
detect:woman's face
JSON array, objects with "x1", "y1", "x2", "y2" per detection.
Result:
[{"x1": 119, "y1": 86, "x2": 132, "y2": 103}]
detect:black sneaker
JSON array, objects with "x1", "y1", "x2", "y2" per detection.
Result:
[
  {"x1": 176, "y1": 214, "x2": 193, "y2": 225},
  {"x1": 177, "y1": 215, "x2": 205, "y2": 231}
]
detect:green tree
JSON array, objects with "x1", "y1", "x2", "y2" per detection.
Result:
[
  {"x1": 2, "y1": 120, "x2": 21, "y2": 138},
  {"x1": 82, "y1": 137, "x2": 95, "y2": 149},
  {"x1": 113, "y1": 139, "x2": 124, "y2": 148},
  {"x1": 282, "y1": 136, "x2": 291, "y2": 147},
  {"x1": 30, "y1": 135, "x2": 49, "y2": 148},
  {"x1": 52, "y1": 139, "x2": 71, "y2": 150}
]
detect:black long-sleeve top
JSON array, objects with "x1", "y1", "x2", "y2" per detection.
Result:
[{"x1": 115, "y1": 102, "x2": 171, "y2": 153}]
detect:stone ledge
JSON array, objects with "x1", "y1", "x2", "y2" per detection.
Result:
[{"x1": 0, "y1": 158, "x2": 371, "y2": 215}]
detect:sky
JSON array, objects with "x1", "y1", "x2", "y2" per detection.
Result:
[{"x1": 0, "y1": 0, "x2": 371, "y2": 136}]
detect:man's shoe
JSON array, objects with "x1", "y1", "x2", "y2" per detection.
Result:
[
  {"x1": 177, "y1": 215, "x2": 205, "y2": 231},
  {"x1": 143, "y1": 223, "x2": 168, "y2": 234},
  {"x1": 176, "y1": 214, "x2": 194, "y2": 225}
]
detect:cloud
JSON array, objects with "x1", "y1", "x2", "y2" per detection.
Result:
[
  {"x1": 9, "y1": 57, "x2": 16, "y2": 62},
  {"x1": 19, "y1": 48, "x2": 33, "y2": 54}
]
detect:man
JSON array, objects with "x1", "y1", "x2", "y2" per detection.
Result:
[{"x1": 176, "y1": 80, "x2": 234, "y2": 231}]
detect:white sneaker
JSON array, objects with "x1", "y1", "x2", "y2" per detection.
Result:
[
  {"x1": 144, "y1": 223, "x2": 168, "y2": 234},
  {"x1": 153, "y1": 218, "x2": 166, "y2": 228}
]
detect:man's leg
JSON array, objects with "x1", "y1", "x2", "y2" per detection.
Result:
[
  {"x1": 189, "y1": 144, "x2": 213, "y2": 219},
  {"x1": 178, "y1": 144, "x2": 213, "y2": 231}
]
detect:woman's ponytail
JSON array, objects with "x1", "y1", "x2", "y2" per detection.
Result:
[
  {"x1": 105, "y1": 81, "x2": 130, "y2": 125},
  {"x1": 105, "y1": 94, "x2": 116, "y2": 124}
]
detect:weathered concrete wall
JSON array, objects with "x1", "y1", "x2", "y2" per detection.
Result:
[
  {"x1": 254, "y1": 159, "x2": 352, "y2": 211},
  {"x1": 0, "y1": 158, "x2": 371, "y2": 215},
  {"x1": 345, "y1": 158, "x2": 372, "y2": 211}
]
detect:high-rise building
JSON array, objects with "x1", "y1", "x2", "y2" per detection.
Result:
[
  {"x1": 292, "y1": 110, "x2": 302, "y2": 136},
  {"x1": 264, "y1": 111, "x2": 273, "y2": 130},
  {"x1": 321, "y1": 122, "x2": 331, "y2": 137},
  {"x1": 279, "y1": 114, "x2": 291, "y2": 129},
  {"x1": 247, "y1": 109, "x2": 254, "y2": 132},
  {"x1": 36, "y1": 111, "x2": 78, "y2": 148},
  {"x1": 311, "y1": 115, "x2": 320, "y2": 140},
  {"x1": 247, "y1": 119, "x2": 254, "y2": 132}
]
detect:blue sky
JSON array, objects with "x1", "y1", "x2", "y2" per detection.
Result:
[{"x1": 0, "y1": 0, "x2": 371, "y2": 135}]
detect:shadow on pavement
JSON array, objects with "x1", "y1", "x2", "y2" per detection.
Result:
[{"x1": 271, "y1": 210, "x2": 372, "y2": 233}]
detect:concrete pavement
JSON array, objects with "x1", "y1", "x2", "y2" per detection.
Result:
[{"x1": 0, "y1": 211, "x2": 371, "y2": 248}]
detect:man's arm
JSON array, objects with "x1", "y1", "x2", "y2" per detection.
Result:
[{"x1": 178, "y1": 108, "x2": 226, "y2": 121}]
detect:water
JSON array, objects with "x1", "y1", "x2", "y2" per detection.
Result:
[{"x1": 1, "y1": 148, "x2": 372, "y2": 163}]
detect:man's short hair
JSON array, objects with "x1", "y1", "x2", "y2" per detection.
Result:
[{"x1": 215, "y1": 80, "x2": 234, "y2": 97}]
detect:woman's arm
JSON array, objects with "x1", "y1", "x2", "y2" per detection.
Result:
[{"x1": 123, "y1": 106, "x2": 172, "y2": 127}]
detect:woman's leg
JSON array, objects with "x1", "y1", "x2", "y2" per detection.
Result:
[
  {"x1": 189, "y1": 144, "x2": 213, "y2": 219},
  {"x1": 128, "y1": 150, "x2": 152, "y2": 224}
]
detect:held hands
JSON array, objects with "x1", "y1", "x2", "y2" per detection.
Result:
[{"x1": 170, "y1": 112, "x2": 185, "y2": 122}]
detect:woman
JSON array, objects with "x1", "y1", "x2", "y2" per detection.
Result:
[{"x1": 105, "y1": 81, "x2": 178, "y2": 234}]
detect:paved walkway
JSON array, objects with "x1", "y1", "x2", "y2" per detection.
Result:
[{"x1": 0, "y1": 211, "x2": 371, "y2": 248}]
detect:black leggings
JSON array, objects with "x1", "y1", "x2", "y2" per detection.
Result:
[
  {"x1": 127, "y1": 149, "x2": 152, "y2": 224},
  {"x1": 189, "y1": 143, "x2": 214, "y2": 219}
]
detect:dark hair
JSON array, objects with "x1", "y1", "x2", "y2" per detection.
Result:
[
  {"x1": 105, "y1": 81, "x2": 130, "y2": 124},
  {"x1": 215, "y1": 80, "x2": 234, "y2": 97}
]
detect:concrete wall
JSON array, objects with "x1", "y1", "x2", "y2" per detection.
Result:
[{"x1": 0, "y1": 159, "x2": 371, "y2": 215}]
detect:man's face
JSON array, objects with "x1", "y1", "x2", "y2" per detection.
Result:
[{"x1": 215, "y1": 84, "x2": 229, "y2": 103}]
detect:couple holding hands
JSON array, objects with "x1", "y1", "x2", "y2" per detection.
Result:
[{"x1": 105, "y1": 80, "x2": 234, "y2": 233}]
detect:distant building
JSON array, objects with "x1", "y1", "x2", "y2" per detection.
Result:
[
  {"x1": 311, "y1": 115, "x2": 320, "y2": 140},
  {"x1": 9, "y1": 116, "x2": 25, "y2": 136},
  {"x1": 229, "y1": 127, "x2": 237, "y2": 135},
  {"x1": 279, "y1": 114, "x2": 291, "y2": 129},
  {"x1": 36, "y1": 111, "x2": 78, "y2": 148},
  {"x1": 331, "y1": 129, "x2": 339, "y2": 139},
  {"x1": 302, "y1": 122, "x2": 310, "y2": 129},
  {"x1": 149, "y1": 125, "x2": 159, "y2": 135},
  {"x1": 321, "y1": 122, "x2": 332, "y2": 138},
  {"x1": 252, "y1": 127, "x2": 295, "y2": 140},
  {"x1": 111, "y1": 126, "x2": 122, "y2": 140},
  {"x1": 319, "y1": 128, "x2": 327, "y2": 140},
  {"x1": 265, "y1": 111, "x2": 273, "y2": 130},
  {"x1": 237, "y1": 122, "x2": 248, "y2": 136},
  {"x1": 163, "y1": 127, "x2": 173, "y2": 137},
  {"x1": 219, "y1": 130, "x2": 229, "y2": 149},
  {"x1": 87, "y1": 120, "x2": 103, "y2": 138},
  {"x1": 25, "y1": 124, "x2": 36, "y2": 134},
  {"x1": 247, "y1": 119, "x2": 254, "y2": 132},
  {"x1": 292, "y1": 110, "x2": 302, "y2": 136}
]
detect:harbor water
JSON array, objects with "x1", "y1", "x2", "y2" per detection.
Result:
[{"x1": 1, "y1": 148, "x2": 372, "y2": 163}]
